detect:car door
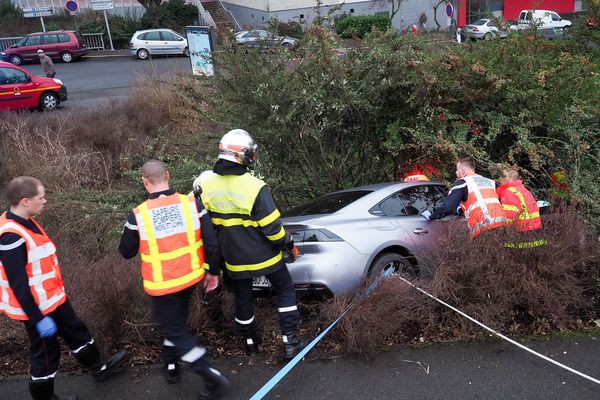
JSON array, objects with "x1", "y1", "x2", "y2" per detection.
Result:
[
  {"x1": 40, "y1": 34, "x2": 60, "y2": 59},
  {"x1": 0, "y1": 66, "x2": 37, "y2": 110},
  {"x1": 22, "y1": 34, "x2": 43, "y2": 62},
  {"x1": 161, "y1": 31, "x2": 185, "y2": 54},
  {"x1": 141, "y1": 31, "x2": 163, "y2": 55}
]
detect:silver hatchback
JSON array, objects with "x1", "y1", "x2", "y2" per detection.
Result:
[
  {"x1": 252, "y1": 182, "x2": 453, "y2": 297},
  {"x1": 129, "y1": 29, "x2": 189, "y2": 60}
]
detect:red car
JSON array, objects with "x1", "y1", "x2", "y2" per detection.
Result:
[
  {"x1": 0, "y1": 61, "x2": 67, "y2": 111},
  {"x1": 1, "y1": 30, "x2": 88, "y2": 66}
]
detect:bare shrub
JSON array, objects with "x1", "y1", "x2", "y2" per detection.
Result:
[{"x1": 333, "y1": 210, "x2": 600, "y2": 355}]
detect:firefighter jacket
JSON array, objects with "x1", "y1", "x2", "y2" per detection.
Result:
[
  {"x1": 0, "y1": 212, "x2": 67, "y2": 321},
  {"x1": 496, "y1": 180, "x2": 542, "y2": 232},
  {"x1": 461, "y1": 174, "x2": 507, "y2": 238},
  {"x1": 200, "y1": 161, "x2": 292, "y2": 279},
  {"x1": 131, "y1": 192, "x2": 210, "y2": 296}
]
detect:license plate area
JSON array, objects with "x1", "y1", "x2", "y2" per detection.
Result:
[{"x1": 252, "y1": 275, "x2": 272, "y2": 288}]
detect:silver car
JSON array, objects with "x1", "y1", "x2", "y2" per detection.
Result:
[
  {"x1": 465, "y1": 19, "x2": 509, "y2": 40},
  {"x1": 252, "y1": 181, "x2": 451, "y2": 297},
  {"x1": 235, "y1": 29, "x2": 297, "y2": 49},
  {"x1": 129, "y1": 29, "x2": 189, "y2": 60}
]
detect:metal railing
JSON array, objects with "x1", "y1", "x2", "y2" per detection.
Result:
[
  {"x1": 218, "y1": 0, "x2": 242, "y2": 31},
  {"x1": 0, "y1": 37, "x2": 23, "y2": 52},
  {"x1": 195, "y1": 0, "x2": 217, "y2": 28},
  {"x1": 0, "y1": 33, "x2": 105, "y2": 52},
  {"x1": 82, "y1": 33, "x2": 105, "y2": 50}
]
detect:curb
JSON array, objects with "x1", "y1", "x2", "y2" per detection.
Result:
[{"x1": 83, "y1": 51, "x2": 132, "y2": 59}]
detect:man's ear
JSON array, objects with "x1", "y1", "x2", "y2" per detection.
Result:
[
  {"x1": 142, "y1": 177, "x2": 150, "y2": 188},
  {"x1": 165, "y1": 171, "x2": 170, "y2": 182}
]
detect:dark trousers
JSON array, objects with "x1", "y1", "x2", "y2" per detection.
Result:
[
  {"x1": 46, "y1": 72, "x2": 55, "y2": 78},
  {"x1": 230, "y1": 264, "x2": 299, "y2": 339},
  {"x1": 23, "y1": 300, "x2": 95, "y2": 379},
  {"x1": 149, "y1": 285, "x2": 211, "y2": 373}
]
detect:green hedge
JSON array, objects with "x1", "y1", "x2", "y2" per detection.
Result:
[{"x1": 334, "y1": 15, "x2": 391, "y2": 39}]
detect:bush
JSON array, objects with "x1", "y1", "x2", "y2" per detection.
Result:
[
  {"x1": 140, "y1": 0, "x2": 198, "y2": 32},
  {"x1": 334, "y1": 15, "x2": 392, "y2": 38},
  {"x1": 268, "y1": 18, "x2": 305, "y2": 38},
  {"x1": 77, "y1": 11, "x2": 141, "y2": 50}
]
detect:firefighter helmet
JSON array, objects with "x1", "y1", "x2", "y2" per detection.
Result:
[{"x1": 218, "y1": 129, "x2": 257, "y2": 167}]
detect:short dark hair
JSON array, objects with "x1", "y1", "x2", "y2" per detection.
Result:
[
  {"x1": 457, "y1": 157, "x2": 476, "y2": 171},
  {"x1": 141, "y1": 159, "x2": 168, "y2": 184},
  {"x1": 6, "y1": 176, "x2": 42, "y2": 206}
]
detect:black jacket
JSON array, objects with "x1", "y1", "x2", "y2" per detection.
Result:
[{"x1": 430, "y1": 179, "x2": 468, "y2": 220}]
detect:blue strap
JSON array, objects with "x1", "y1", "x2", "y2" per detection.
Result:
[{"x1": 250, "y1": 267, "x2": 394, "y2": 400}]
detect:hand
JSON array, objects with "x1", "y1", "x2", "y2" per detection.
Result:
[
  {"x1": 286, "y1": 238, "x2": 295, "y2": 251},
  {"x1": 36, "y1": 316, "x2": 57, "y2": 338},
  {"x1": 421, "y1": 210, "x2": 432, "y2": 220},
  {"x1": 202, "y1": 273, "x2": 219, "y2": 293},
  {"x1": 284, "y1": 246, "x2": 299, "y2": 263}
]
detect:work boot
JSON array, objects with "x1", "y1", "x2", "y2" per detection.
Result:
[
  {"x1": 197, "y1": 366, "x2": 231, "y2": 400},
  {"x1": 244, "y1": 337, "x2": 259, "y2": 356},
  {"x1": 282, "y1": 333, "x2": 306, "y2": 360},
  {"x1": 92, "y1": 351, "x2": 128, "y2": 382},
  {"x1": 30, "y1": 379, "x2": 78, "y2": 400},
  {"x1": 163, "y1": 361, "x2": 180, "y2": 384}
]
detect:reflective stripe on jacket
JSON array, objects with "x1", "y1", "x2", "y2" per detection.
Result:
[
  {"x1": 133, "y1": 193, "x2": 207, "y2": 296},
  {"x1": 496, "y1": 181, "x2": 542, "y2": 232},
  {"x1": 0, "y1": 213, "x2": 66, "y2": 320},
  {"x1": 201, "y1": 172, "x2": 288, "y2": 278},
  {"x1": 461, "y1": 175, "x2": 507, "y2": 238}
]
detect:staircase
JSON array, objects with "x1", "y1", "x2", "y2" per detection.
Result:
[{"x1": 201, "y1": 1, "x2": 240, "y2": 33}]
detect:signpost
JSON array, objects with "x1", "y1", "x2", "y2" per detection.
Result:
[
  {"x1": 65, "y1": 1, "x2": 79, "y2": 30},
  {"x1": 185, "y1": 26, "x2": 214, "y2": 76},
  {"x1": 91, "y1": 0, "x2": 115, "y2": 51},
  {"x1": 23, "y1": 7, "x2": 53, "y2": 32}
]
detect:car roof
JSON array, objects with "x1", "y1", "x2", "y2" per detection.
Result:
[
  {"x1": 27, "y1": 30, "x2": 76, "y2": 35},
  {"x1": 0, "y1": 61, "x2": 23, "y2": 68},
  {"x1": 135, "y1": 28, "x2": 177, "y2": 33}
]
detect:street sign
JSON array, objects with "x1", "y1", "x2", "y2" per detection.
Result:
[
  {"x1": 446, "y1": 3, "x2": 454, "y2": 18},
  {"x1": 65, "y1": 0, "x2": 78, "y2": 12},
  {"x1": 91, "y1": 0, "x2": 114, "y2": 10},
  {"x1": 23, "y1": 6, "x2": 53, "y2": 18}
]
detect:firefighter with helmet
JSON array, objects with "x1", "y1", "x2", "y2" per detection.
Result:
[{"x1": 196, "y1": 129, "x2": 305, "y2": 359}]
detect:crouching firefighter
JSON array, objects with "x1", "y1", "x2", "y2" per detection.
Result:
[
  {"x1": 0, "y1": 177, "x2": 127, "y2": 400},
  {"x1": 119, "y1": 160, "x2": 230, "y2": 400},
  {"x1": 197, "y1": 129, "x2": 305, "y2": 359}
]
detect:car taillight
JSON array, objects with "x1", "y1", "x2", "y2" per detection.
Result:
[
  {"x1": 291, "y1": 229, "x2": 343, "y2": 243},
  {"x1": 472, "y1": 27, "x2": 479, "y2": 32},
  {"x1": 130, "y1": 42, "x2": 134, "y2": 48}
]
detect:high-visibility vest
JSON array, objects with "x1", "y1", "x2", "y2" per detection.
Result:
[
  {"x1": 461, "y1": 174, "x2": 507, "y2": 238},
  {"x1": 132, "y1": 193, "x2": 208, "y2": 296},
  {"x1": 0, "y1": 213, "x2": 67, "y2": 320},
  {"x1": 498, "y1": 182, "x2": 542, "y2": 232}
]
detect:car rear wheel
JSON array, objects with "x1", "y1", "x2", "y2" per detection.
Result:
[
  {"x1": 137, "y1": 48, "x2": 149, "y2": 60},
  {"x1": 39, "y1": 92, "x2": 59, "y2": 111},
  {"x1": 9, "y1": 54, "x2": 23, "y2": 65},
  {"x1": 61, "y1": 51, "x2": 74, "y2": 63},
  {"x1": 368, "y1": 252, "x2": 418, "y2": 281},
  {"x1": 483, "y1": 32, "x2": 493, "y2": 40}
]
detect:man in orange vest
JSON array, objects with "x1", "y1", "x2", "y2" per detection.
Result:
[
  {"x1": 0, "y1": 177, "x2": 127, "y2": 400},
  {"x1": 496, "y1": 168, "x2": 546, "y2": 249},
  {"x1": 118, "y1": 160, "x2": 230, "y2": 400},
  {"x1": 424, "y1": 157, "x2": 507, "y2": 237}
]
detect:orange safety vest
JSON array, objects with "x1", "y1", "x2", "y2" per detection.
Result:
[
  {"x1": 461, "y1": 174, "x2": 507, "y2": 238},
  {"x1": 132, "y1": 193, "x2": 208, "y2": 296},
  {"x1": 497, "y1": 181, "x2": 542, "y2": 232},
  {"x1": 0, "y1": 213, "x2": 67, "y2": 320}
]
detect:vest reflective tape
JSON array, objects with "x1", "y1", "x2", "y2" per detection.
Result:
[
  {"x1": 502, "y1": 204, "x2": 520, "y2": 213},
  {"x1": 504, "y1": 186, "x2": 542, "y2": 232},
  {"x1": 258, "y1": 209, "x2": 281, "y2": 227},
  {"x1": 461, "y1": 175, "x2": 507, "y2": 238},
  {"x1": 143, "y1": 268, "x2": 206, "y2": 292},
  {"x1": 226, "y1": 252, "x2": 283, "y2": 272},
  {"x1": 0, "y1": 217, "x2": 66, "y2": 320},
  {"x1": 504, "y1": 240, "x2": 548, "y2": 249},
  {"x1": 211, "y1": 217, "x2": 259, "y2": 227},
  {"x1": 266, "y1": 226, "x2": 285, "y2": 241}
]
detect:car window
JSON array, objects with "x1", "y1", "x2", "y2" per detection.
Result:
[
  {"x1": 472, "y1": 20, "x2": 487, "y2": 26},
  {"x1": 488, "y1": 21, "x2": 497, "y2": 27},
  {"x1": 43, "y1": 34, "x2": 59, "y2": 44},
  {"x1": 282, "y1": 190, "x2": 373, "y2": 217},
  {"x1": 525, "y1": 11, "x2": 532, "y2": 21},
  {"x1": 58, "y1": 34, "x2": 70, "y2": 43},
  {"x1": 25, "y1": 35, "x2": 42, "y2": 46},
  {"x1": 376, "y1": 194, "x2": 407, "y2": 216},
  {"x1": 0, "y1": 68, "x2": 29, "y2": 84},
  {"x1": 243, "y1": 32, "x2": 257, "y2": 38},
  {"x1": 161, "y1": 31, "x2": 180, "y2": 41},
  {"x1": 396, "y1": 185, "x2": 445, "y2": 215},
  {"x1": 551, "y1": 13, "x2": 560, "y2": 21},
  {"x1": 145, "y1": 31, "x2": 161, "y2": 41},
  {"x1": 257, "y1": 31, "x2": 270, "y2": 38}
]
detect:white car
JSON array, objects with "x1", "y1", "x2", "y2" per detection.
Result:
[
  {"x1": 465, "y1": 19, "x2": 508, "y2": 40},
  {"x1": 129, "y1": 29, "x2": 189, "y2": 60},
  {"x1": 512, "y1": 9, "x2": 572, "y2": 30},
  {"x1": 235, "y1": 29, "x2": 297, "y2": 49}
]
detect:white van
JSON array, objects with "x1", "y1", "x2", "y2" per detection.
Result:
[{"x1": 515, "y1": 9, "x2": 571, "y2": 30}]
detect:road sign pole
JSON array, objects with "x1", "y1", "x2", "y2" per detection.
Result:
[
  {"x1": 40, "y1": 16, "x2": 46, "y2": 32},
  {"x1": 103, "y1": 9, "x2": 114, "y2": 50}
]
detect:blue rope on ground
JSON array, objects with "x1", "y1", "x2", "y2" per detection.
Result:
[{"x1": 249, "y1": 267, "x2": 394, "y2": 400}]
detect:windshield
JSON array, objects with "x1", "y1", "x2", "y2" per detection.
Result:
[
  {"x1": 15, "y1": 37, "x2": 27, "y2": 46},
  {"x1": 471, "y1": 19, "x2": 488, "y2": 26},
  {"x1": 282, "y1": 190, "x2": 372, "y2": 217}
]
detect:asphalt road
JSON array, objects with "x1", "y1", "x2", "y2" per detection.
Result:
[
  {"x1": 1, "y1": 334, "x2": 599, "y2": 400},
  {"x1": 19, "y1": 53, "x2": 191, "y2": 108}
]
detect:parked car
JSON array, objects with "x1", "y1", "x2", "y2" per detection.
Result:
[
  {"x1": 1, "y1": 31, "x2": 87, "y2": 66},
  {"x1": 235, "y1": 29, "x2": 298, "y2": 49},
  {"x1": 129, "y1": 29, "x2": 189, "y2": 60},
  {"x1": 585, "y1": 18, "x2": 598, "y2": 27},
  {"x1": 251, "y1": 181, "x2": 453, "y2": 297},
  {"x1": 511, "y1": 9, "x2": 572, "y2": 30},
  {"x1": 0, "y1": 61, "x2": 67, "y2": 111},
  {"x1": 465, "y1": 18, "x2": 509, "y2": 40}
]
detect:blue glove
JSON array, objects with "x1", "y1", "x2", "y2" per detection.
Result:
[
  {"x1": 36, "y1": 316, "x2": 57, "y2": 337},
  {"x1": 421, "y1": 210, "x2": 432, "y2": 220}
]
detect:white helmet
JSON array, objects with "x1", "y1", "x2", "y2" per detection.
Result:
[
  {"x1": 192, "y1": 170, "x2": 215, "y2": 194},
  {"x1": 218, "y1": 129, "x2": 257, "y2": 167}
]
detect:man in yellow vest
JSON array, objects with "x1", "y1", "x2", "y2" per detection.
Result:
[
  {"x1": 197, "y1": 129, "x2": 305, "y2": 360},
  {"x1": 119, "y1": 160, "x2": 230, "y2": 399},
  {"x1": 0, "y1": 177, "x2": 127, "y2": 400}
]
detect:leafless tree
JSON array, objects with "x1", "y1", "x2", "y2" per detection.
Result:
[
  {"x1": 137, "y1": 0, "x2": 163, "y2": 10},
  {"x1": 373, "y1": 0, "x2": 406, "y2": 20},
  {"x1": 432, "y1": 0, "x2": 447, "y2": 31}
]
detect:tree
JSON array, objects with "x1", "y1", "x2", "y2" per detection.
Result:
[
  {"x1": 136, "y1": 0, "x2": 163, "y2": 10},
  {"x1": 373, "y1": 0, "x2": 406, "y2": 20},
  {"x1": 432, "y1": 0, "x2": 447, "y2": 31}
]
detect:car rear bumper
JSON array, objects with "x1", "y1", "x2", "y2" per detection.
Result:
[{"x1": 58, "y1": 86, "x2": 67, "y2": 102}]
